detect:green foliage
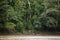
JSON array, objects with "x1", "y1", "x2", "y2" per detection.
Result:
[
  {"x1": 0, "y1": 0, "x2": 60, "y2": 34},
  {"x1": 5, "y1": 22, "x2": 16, "y2": 29}
]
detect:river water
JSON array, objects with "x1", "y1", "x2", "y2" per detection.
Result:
[{"x1": 0, "y1": 36, "x2": 60, "y2": 40}]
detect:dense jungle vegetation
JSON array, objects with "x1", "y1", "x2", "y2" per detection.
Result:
[{"x1": 0, "y1": 0, "x2": 60, "y2": 34}]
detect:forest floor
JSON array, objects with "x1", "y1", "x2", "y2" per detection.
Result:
[{"x1": 0, "y1": 32, "x2": 60, "y2": 36}]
